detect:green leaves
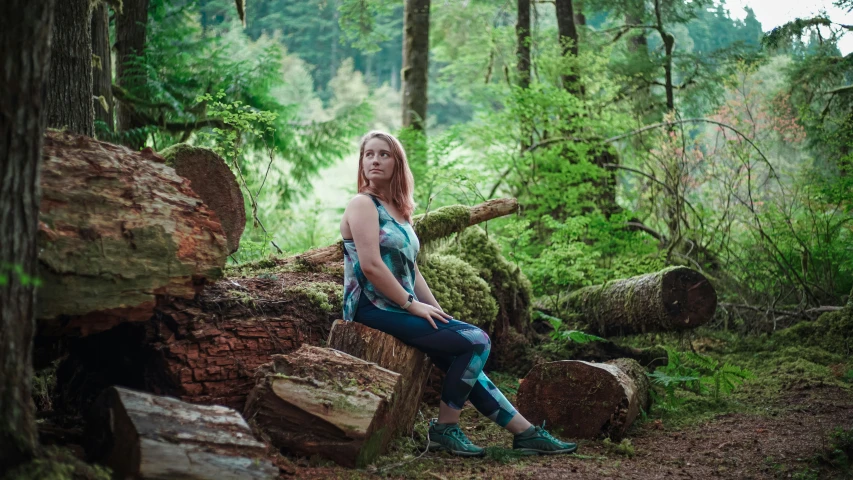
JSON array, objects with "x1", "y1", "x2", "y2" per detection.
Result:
[
  {"x1": 538, "y1": 311, "x2": 605, "y2": 344},
  {"x1": 0, "y1": 263, "x2": 42, "y2": 288},
  {"x1": 648, "y1": 347, "x2": 754, "y2": 409}
]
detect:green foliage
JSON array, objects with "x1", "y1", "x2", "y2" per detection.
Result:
[
  {"x1": 603, "y1": 438, "x2": 635, "y2": 458},
  {"x1": 648, "y1": 347, "x2": 753, "y2": 408},
  {"x1": 0, "y1": 263, "x2": 42, "y2": 288},
  {"x1": 417, "y1": 254, "x2": 498, "y2": 327},
  {"x1": 538, "y1": 312, "x2": 605, "y2": 344},
  {"x1": 822, "y1": 427, "x2": 853, "y2": 472}
]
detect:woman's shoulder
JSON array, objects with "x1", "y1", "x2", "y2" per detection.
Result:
[{"x1": 344, "y1": 194, "x2": 378, "y2": 218}]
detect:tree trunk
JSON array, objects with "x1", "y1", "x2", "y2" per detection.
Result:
[
  {"x1": 37, "y1": 131, "x2": 229, "y2": 336},
  {"x1": 564, "y1": 266, "x2": 717, "y2": 336},
  {"x1": 654, "y1": 0, "x2": 675, "y2": 112},
  {"x1": 244, "y1": 346, "x2": 402, "y2": 468},
  {"x1": 516, "y1": 0, "x2": 531, "y2": 90},
  {"x1": 115, "y1": 0, "x2": 151, "y2": 149},
  {"x1": 47, "y1": 0, "x2": 94, "y2": 136},
  {"x1": 285, "y1": 198, "x2": 518, "y2": 267},
  {"x1": 328, "y1": 320, "x2": 433, "y2": 438},
  {"x1": 0, "y1": 0, "x2": 55, "y2": 471},
  {"x1": 516, "y1": 358, "x2": 650, "y2": 440},
  {"x1": 555, "y1": 0, "x2": 579, "y2": 92},
  {"x1": 91, "y1": 2, "x2": 114, "y2": 134},
  {"x1": 402, "y1": 0, "x2": 430, "y2": 133},
  {"x1": 86, "y1": 386, "x2": 277, "y2": 479}
]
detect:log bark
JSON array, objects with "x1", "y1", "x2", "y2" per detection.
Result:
[
  {"x1": 37, "y1": 131, "x2": 229, "y2": 336},
  {"x1": 86, "y1": 386, "x2": 277, "y2": 479},
  {"x1": 287, "y1": 198, "x2": 519, "y2": 266},
  {"x1": 161, "y1": 144, "x2": 246, "y2": 254},
  {"x1": 564, "y1": 266, "x2": 717, "y2": 336},
  {"x1": 0, "y1": 0, "x2": 55, "y2": 470},
  {"x1": 516, "y1": 358, "x2": 650, "y2": 441},
  {"x1": 327, "y1": 320, "x2": 432, "y2": 437},
  {"x1": 244, "y1": 345, "x2": 402, "y2": 468},
  {"x1": 47, "y1": 0, "x2": 94, "y2": 136}
]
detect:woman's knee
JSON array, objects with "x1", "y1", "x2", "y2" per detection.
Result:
[{"x1": 457, "y1": 326, "x2": 491, "y2": 357}]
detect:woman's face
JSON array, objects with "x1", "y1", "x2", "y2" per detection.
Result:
[{"x1": 362, "y1": 137, "x2": 395, "y2": 186}]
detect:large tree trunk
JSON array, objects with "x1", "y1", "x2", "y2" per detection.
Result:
[
  {"x1": 86, "y1": 386, "x2": 277, "y2": 479},
  {"x1": 47, "y1": 0, "x2": 94, "y2": 136},
  {"x1": 516, "y1": 358, "x2": 651, "y2": 440},
  {"x1": 0, "y1": 0, "x2": 55, "y2": 471},
  {"x1": 244, "y1": 346, "x2": 402, "y2": 468},
  {"x1": 328, "y1": 320, "x2": 433, "y2": 438},
  {"x1": 564, "y1": 266, "x2": 717, "y2": 336},
  {"x1": 402, "y1": 0, "x2": 430, "y2": 133},
  {"x1": 91, "y1": 2, "x2": 114, "y2": 134},
  {"x1": 115, "y1": 0, "x2": 151, "y2": 149},
  {"x1": 555, "y1": 0, "x2": 579, "y2": 93},
  {"x1": 37, "y1": 131, "x2": 229, "y2": 336}
]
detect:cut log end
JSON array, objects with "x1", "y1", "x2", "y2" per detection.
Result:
[{"x1": 661, "y1": 267, "x2": 717, "y2": 329}]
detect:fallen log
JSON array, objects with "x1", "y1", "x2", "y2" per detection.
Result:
[
  {"x1": 160, "y1": 143, "x2": 246, "y2": 254},
  {"x1": 327, "y1": 320, "x2": 432, "y2": 437},
  {"x1": 37, "y1": 131, "x2": 229, "y2": 336},
  {"x1": 86, "y1": 386, "x2": 277, "y2": 479},
  {"x1": 287, "y1": 198, "x2": 518, "y2": 266},
  {"x1": 563, "y1": 266, "x2": 717, "y2": 336},
  {"x1": 243, "y1": 345, "x2": 401, "y2": 467},
  {"x1": 516, "y1": 358, "x2": 650, "y2": 441}
]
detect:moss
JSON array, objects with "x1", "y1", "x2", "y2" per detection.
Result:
[
  {"x1": 1, "y1": 446, "x2": 112, "y2": 480},
  {"x1": 283, "y1": 281, "x2": 343, "y2": 314},
  {"x1": 412, "y1": 205, "x2": 471, "y2": 244},
  {"x1": 158, "y1": 143, "x2": 214, "y2": 168},
  {"x1": 775, "y1": 307, "x2": 853, "y2": 354},
  {"x1": 418, "y1": 254, "x2": 498, "y2": 327},
  {"x1": 603, "y1": 438, "x2": 635, "y2": 458},
  {"x1": 355, "y1": 427, "x2": 388, "y2": 468}
]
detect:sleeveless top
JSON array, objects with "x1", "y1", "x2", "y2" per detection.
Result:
[{"x1": 342, "y1": 195, "x2": 420, "y2": 322}]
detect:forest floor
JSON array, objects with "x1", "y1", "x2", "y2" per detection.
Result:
[{"x1": 285, "y1": 329, "x2": 853, "y2": 480}]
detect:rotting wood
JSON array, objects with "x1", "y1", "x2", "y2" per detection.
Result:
[{"x1": 86, "y1": 386, "x2": 277, "y2": 479}]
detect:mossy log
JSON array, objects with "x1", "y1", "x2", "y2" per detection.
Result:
[
  {"x1": 37, "y1": 131, "x2": 229, "y2": 336},
  {"x1": 286, "y1": 198, "x2": 518, "y2": 266},
  {"x1": 565, "y1": 266, "x2": 717, "y2": 336},
  {"x1": 243, "y1": 345, "x2": 402, "y2": 468},
  {"x1": 160, "y1": 143, "x2": 246, "y2": 254},
  {"x1": 86, "y1": 386, "x2": 277, "y2": 479},
  {"x1": 327, "y1": 320, "x2": 433, "y2": 438},
  {"x1": 516, "y1": 358, "x2": 650, "y2": 441}
]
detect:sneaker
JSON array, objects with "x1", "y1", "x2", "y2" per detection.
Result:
[
  {"x1": 513, "y1": 422, "x2": 578, "y2": 455},
  {"x1": 427, "y1": 418, "x2": 486, "y2": 457}
]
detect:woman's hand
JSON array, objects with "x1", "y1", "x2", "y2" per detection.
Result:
[{"x1": 407, "y1": 301, "x2": 452, "y2": 329}]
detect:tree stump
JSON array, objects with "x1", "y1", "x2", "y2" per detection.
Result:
[
  {"x1": 564, "y1": 266, "x2": 717, "y2": 336},
  {"x1": 516, "y1": 359, "x2": 651, "y2": 441},
  {"x1": 243, "y1": 345, "x2": 401, "y2": 467},
  {"x1": 327, "y1": 320, "x2": 432, "y2": 437},
  {"x1": 86, "y1": 386, "x2": 277, "y2": 479},
  {"x1": 160, "y1": 144, "x2": 246, "y2": 254}
]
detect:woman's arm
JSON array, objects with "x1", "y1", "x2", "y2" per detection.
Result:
[{"x1": 414, "y1": 263, "x2": 443, "y2": 312}]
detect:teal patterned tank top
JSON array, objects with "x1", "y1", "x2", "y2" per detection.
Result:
[{"x1": 342, "y1": 194, "x2": 420, "y2": 321}]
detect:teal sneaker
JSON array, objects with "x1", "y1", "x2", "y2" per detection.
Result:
[
  {"x1": 513, "y1": 422, "x2": 578, "y2": 455},
  {"x1": 427, "y1": 419, "x2": 486, "y2": 457}
]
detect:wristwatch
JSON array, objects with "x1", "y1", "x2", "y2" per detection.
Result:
[{"x1": 400, "y1": 293, "x2": 414, "y2": 310}]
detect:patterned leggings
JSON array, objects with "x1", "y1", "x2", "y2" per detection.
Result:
[{"x1": 353, "y1": 294, "x2": 518, "y2": 427}]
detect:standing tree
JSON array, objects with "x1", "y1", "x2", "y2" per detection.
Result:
[
  {"x1": 0, "y1": 0, "x2": 56, "y2": 472},
  {"x1": 115, "y1": 0, "x2": 151, "y2": 149},
  {"x1": 92, "y1": 1, "x2": 115, "y2": 134},
  {"x1": 402, "y1": 0, "x2": 430, "y2": 136},
  {"x1": 46, "y1": 0, "x2": 94, "y2": 136}
]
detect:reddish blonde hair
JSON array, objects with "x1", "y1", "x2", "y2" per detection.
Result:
[{"x1": 357, "y1": 131, "x2": 415, "y2": 222}]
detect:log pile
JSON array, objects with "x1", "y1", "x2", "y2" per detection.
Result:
[
  {"x1": 243, "y1": 345, "x2": 402, "y2": 467},
  {"x1": 327, "y1": 320, "x2": 433, "y2": 437},
  {"x1": 37, "y1": 131, "x2": 230, "y2": 336},
  {"x1": 86, "y1": 386, "x2": 277, "y2": 479},
  {"x1": 516, "y1": 358, "x2": 651, "y2": 440}
]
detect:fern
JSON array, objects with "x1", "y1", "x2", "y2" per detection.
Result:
[
  {"x1": 536, "y1": 311, "x2": 605, "y2": 344},
  {"x1": 648, "y1": 347, "x2": 753, "y2": 407}
]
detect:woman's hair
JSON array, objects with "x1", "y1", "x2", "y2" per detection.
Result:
[{"x1": 357, "y1": 130, "x2": 415, "y2": 222}]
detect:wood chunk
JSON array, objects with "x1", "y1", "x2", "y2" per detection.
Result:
[
  {"x1": 327, "y1": 320, "x2": 432, "y2": 437},
  {"x1": 516, "y1": 359, "x2": 650, "y2": 441},
  {"x1": 243, "y1": 345, "x2": 401, "y2": 467},
  {"x1": 86, "y1": 386, "x2": 277, "y2": 479},
  {"x1": 160, "y1": 144, "x2": 246, "y2": 254}
]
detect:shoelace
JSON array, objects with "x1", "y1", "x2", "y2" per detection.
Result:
[
  {"x1": 535, "y1": 421, "x2": 562, "y2": 443},
  {"x1": 432, "y1": 422, "x2": 473, "y2": 445}
]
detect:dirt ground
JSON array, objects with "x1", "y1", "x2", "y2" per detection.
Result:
[{"x1": 286, "y1": 383, "x2": 853, "y2": 480}]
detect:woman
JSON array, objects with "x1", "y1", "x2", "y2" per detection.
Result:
[{"x1": 340, "y1": 131, "x2": 577, "y2": 457}]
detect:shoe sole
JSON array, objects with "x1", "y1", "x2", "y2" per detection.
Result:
[
  {"x1": 428, "y1": 441, "x2": 486, "y2": 457},
  {"x1": 514, "y1": 446, "x2": 578, "y2": 455}
]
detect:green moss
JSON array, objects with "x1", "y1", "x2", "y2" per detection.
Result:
[
  {"x1": 775, "y1": 307, "x2": 853, "y2": 354},
  {"x1": 159, "y1": 143, "x2": 214, "y2": 168},
  {"x1": 412, "y1": 205, "x2": 471, "y2": 244},
  {"x1": 283, "y1": 281, "x2": 343, "y2": 314},
  {"x1": 1, "y1": 446, "x2": 112, "y2": 480},
  {"x1": 355, "y1": 427, "x2": 388, "y2": 468},
  {"x1": 418, "y1": 254, "x2": 498, "y2": 327},
  {"x1": 603, "y1": 438, "x2": 635, "y2": 458}
]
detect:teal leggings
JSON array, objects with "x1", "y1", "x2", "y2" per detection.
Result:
[{"x1": 354, "y1": 294, "x2": 518, "y2": 427}]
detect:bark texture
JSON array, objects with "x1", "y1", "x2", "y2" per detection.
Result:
[
  {"x1": 161, "y1": 144, "x2": 246, "y2": 254},
  {"x1": 115, "y1": 0, "x2": 151, "y2": 149},
  {"x1": 244, "y1": 346, "x2": 402, "y2": 467},
  {"x1": 86, "y1": 386, "x2": 277, "y2": 479},
  {"x1": 37, "y1": 131, "x2": 229, "y2": 336},
  {"x1": 402, "y1": 0, "x2": 430, "y2": 132},
  {"x1": 91, "y1": 2, "x2": 114, "y2": 133},
  {"x1": 328, "y1": 320, "x2": 433, "y2": 437},
  {"x1": 564, "y1": 266, "x2": 717, "y2": 336},
  {"x1": 516, "y1": 358, "x2": 650, "y2": 440},
  {"x1": 0, "y1": 0, "x2": 55, "y2": 470},
  {"x1": 555, "y1": 0, "x2": 580, "y2": 92},
  {"x1": 47, "y1": 0, "x2": 94, "y2": 136},
  {"x1": 516, "y1": 0, "x2": 531, "y2": 89}
]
